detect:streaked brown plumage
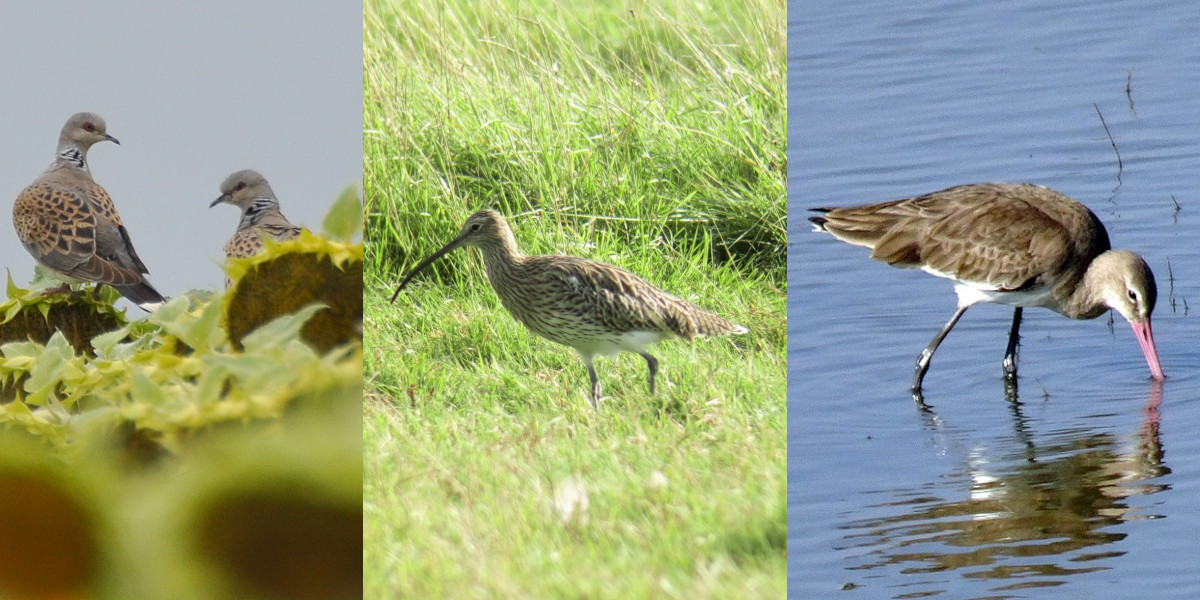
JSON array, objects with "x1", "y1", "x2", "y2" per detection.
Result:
[
  {"x1": 13, "y1": 112, "x2": 165, "y2": 310},
  {"x1": 810, "y1": 182, "x2": 1163, "y2": 391},
  {"x1": 392, "y1": 209, "x2": 748, "y2": 408},
  {"x1": 210, "y1": 169, "x2": 301, "y2": 287}
]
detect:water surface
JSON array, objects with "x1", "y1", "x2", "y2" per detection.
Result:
[{"x1": 788, "y1": 1, "x2": 1200, "y2": 597}]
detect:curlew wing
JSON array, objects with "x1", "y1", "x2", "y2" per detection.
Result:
[{"x1": 524, "y1": 257, "x2": 745, "y2": 340}]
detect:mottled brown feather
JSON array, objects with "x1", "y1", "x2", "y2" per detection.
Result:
[
  {"x1": 808, "y1": 182, "x2": 1163, "y2": 385},
  {"x1": 211, "y1": 170, "x2": 302, "y2": 287},
  {"x1": 813, "y1": 183, "x2": 1111, "y2": 299},
  {"x1": 393, "y1": 209, "x2": 748, "y2": 403},
  {"x1": 12, "y1": 113, "x2": 162, "y2": 306},
  {"x1": 222, "y1": 223, "x2": 302, "y2": 259}
]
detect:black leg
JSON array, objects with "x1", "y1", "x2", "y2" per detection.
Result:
[
  {"x1": 640, "y1": 352, "x2": 659, "y2": 394},
  {"x1": 914, "y1": 305, "x2": 970, "y2": 392},
  {"x1": 586, "y1": 363, "x2": 600, "y2": 410},
  {"x1": 1002, "y1": 307, "x2": 1022, "y2": 380}
]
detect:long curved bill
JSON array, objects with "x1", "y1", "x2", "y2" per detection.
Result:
[
  {"x1": 389, "y1": 236, "x2": 468, "y2": 304},
  {"x1": 1130, "y1": 319, "x2": 1164, "y2": 381}
]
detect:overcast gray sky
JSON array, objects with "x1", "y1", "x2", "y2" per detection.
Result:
[{"x1": 0, "y1": 2, "x2": 362, "y2": 308}]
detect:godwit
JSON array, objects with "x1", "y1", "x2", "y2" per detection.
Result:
[
  {"x1": 809, "y1": 183, "x2": 1164, "y2": 391},
  {"x1": 392, "y1": 209, "x2": 748, "y2": 408}
]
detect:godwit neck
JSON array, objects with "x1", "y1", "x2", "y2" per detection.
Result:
[
  {"x1": 1059, "y1": 249, "x2": 1156, "y2": 320},
  {"x1": 1061, "y1": 248, "x2": 1163, "y2": 380}
]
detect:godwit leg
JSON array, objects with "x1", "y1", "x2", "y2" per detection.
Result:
[
  {"x1": 639, "y1": 352, "x2": 659, "y2": 394},
  {"x1": 1002, "y1": 307, "x2": 1023, "y2": 380},
  {"x1": 914, "y1": 305, "x2": 971, "y2": 391}
]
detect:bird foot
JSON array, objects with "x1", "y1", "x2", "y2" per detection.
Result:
[
  {"x1": 1002, "y1": 358, "x2": 1018, "y2": 378},
  {"x1": 32, "y1": 282, "x2": 77, "y2": 302},
  {"x1": 911, "y1": 388, "x2": 933, "y2": 411},
  {"x1": 1003, "y1": 377, "x2": 1019, "y2": 402},
  {"x1": 1002, "y1": 362, "x2": 1018, "y2": 391},
  {"x1": 586, "y1": 390, "x2": 602, "y2": 411}
]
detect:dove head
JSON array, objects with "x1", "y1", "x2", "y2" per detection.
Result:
[
  {"x1": 60, "y1": 112, "x2": 119, "y2": 148},
  {"x1": 212, "y1": 169, "x2": 278, "y2": 211}
]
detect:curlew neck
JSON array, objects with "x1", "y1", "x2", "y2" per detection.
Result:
[{"x1": 473, "y1": 218, "x2": 526, "y2": 270}]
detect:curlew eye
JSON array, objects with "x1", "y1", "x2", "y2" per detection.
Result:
[{"x1": 470, "y1": 223, "x2": 481, "y2": 232}]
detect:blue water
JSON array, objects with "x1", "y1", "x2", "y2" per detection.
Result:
[{"x1": 788, "y1": 1, "x2": 1200, "y2": 598}]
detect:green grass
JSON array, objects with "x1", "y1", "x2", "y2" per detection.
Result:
[{"x1": 364, "y1": 0, "x2": 786, "y2": 596}]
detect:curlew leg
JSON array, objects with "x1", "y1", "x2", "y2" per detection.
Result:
[
  {"x1": 1002, "y1": 307, "x2": 1023, "y2": 380},
  {"x1": 639, "y1": 352, "x2": 659, "y2": 394},
  {"x1": 579, "y1": 353, "x2": 600, "y2": 410},
  {"x1": 914, "y1": 305, "x2": 970, "y2": 392}
]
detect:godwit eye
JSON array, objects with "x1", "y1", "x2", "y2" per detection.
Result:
[
  {"x1": 470, "y1": 223, "x2": 481, "y2": 231},
  {"x1": 1127, "y1": 289, "x2": 1138, "y2": 302}
]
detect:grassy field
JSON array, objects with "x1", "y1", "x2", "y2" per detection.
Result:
[{"x1": 364, "y1": 0, "x2": 786, "y2": 596}]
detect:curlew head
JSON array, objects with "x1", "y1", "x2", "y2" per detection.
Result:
[
  {"x1": 60, "y1": 112, "x2": 119, "y2": 148},
  {"x1": 1094, "y1": 250, "x2": 1163, "y2": 381},
  {"x1": 390, "y1": 209, "x2": 518, "y2": 303}
]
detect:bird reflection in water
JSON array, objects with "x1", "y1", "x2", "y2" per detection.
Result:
[{"x1": 838, "y1": 382, "x2": 1166, "y2": 596}]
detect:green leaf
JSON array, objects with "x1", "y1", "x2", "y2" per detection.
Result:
[
  {"x1": 180, "y1": 296, "x2": 225, "y2": 351},
  {"x1": 91, "y1": 324, "x2": 134, "y2": 359},
  {"x1": 205, "y1": 353, "x2": 290, "y2": 386},
  {"x1": 239, "y1": 303, "x2": 328, "y2": 352},
  {"x1": 1, "y1": 340, "x2": 40, "y2": 359},
  {"x1": 3, "y1": 300, "x2": 21, "y2": 323},
  {"x1": 25, "y1": 332, "x2": 77, "y2": 405},
  {"x1": 149, "y1": 293, "x2": 225, "y2": 352},
  {"x1": 130, "y1": 369, "x2": 169, "y2": 406},
  {"x1": 321, "y1": 184, "x2": 363, "y2": 242}
]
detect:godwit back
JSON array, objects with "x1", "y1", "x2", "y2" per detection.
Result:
[{"x1": 809, "y1": 182, "x2": 1163, "y2": 392}]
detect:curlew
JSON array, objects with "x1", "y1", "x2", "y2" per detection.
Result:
[
  {"x1": 809, "y1": 182, "x2": 1163, "y2": 392},
  {"x1": 391, "y1": 209, "x2": 748, "y2": 408}
]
